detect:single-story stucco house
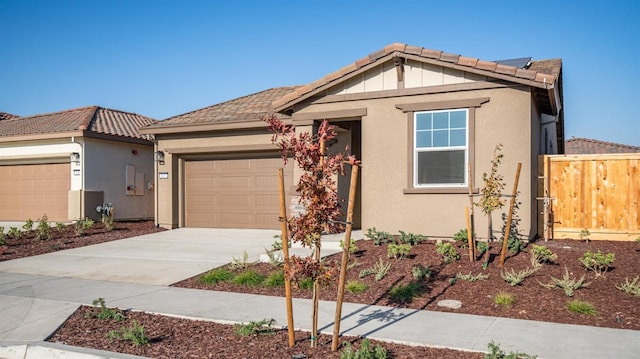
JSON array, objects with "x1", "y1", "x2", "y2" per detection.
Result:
[
  {"x1": 0, "y1": 106, "x2": 156, "y2": 222},
  {"x1": 141, "y1": 43, "x2": 564, "y2": 240}
]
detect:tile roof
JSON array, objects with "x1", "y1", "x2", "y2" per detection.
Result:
[
  {"x1": 565, "y1": 137, "x2": 640, "y2": 154},
  {"x1": 144, "y1": 86, "x2": 300, "y2": 130},
  {"x1": 0, "y1": 106, "x2": 156, "y2": 141},
  {"x1": 0, "y1": 112, "x2": 19, "y2": 121},
  {"x1": 273, "y1": 42, "x2": 562, "y2": 110}
]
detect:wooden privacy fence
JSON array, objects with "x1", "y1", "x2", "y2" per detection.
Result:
[{"x1": 539, "y1": 153, "x2": 640, "y2": 241}]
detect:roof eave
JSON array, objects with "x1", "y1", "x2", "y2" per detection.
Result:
[
  {"x1": 0, "y1": 131, "x2": 84, "y2": 143},
  {"x1": 140, "y1": 119, "x2": 291, "y2": 135}
]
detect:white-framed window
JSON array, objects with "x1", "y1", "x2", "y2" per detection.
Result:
[{"x1": 414, "y1": 109, "x2": 468, "y2": 187}]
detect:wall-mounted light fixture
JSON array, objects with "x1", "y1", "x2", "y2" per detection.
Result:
[
  {"x1": 154, "y1": 151, "x2": 165, "y2": 163},
  {"x1": 70, "y1": 152, "x2": 80, "y2": 164}
]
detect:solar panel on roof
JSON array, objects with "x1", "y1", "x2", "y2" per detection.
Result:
[{"x1": 494, "y1": 57, "x2": 532, "y2": 69}]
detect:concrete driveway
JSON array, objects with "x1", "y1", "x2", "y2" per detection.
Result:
[{"x1": 0, "y1": 228, "x2": 281, "y2": 285}]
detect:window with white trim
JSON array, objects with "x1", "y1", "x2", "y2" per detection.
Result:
[{"x1": 414, "y1": 109, "x2": 468, "y2": 187}]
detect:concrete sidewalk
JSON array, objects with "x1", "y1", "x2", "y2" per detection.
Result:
[{"x1": 0, "y1": 228, "x2": 638, "y2": 358}]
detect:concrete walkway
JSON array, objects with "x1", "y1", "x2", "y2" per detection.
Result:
[{"x1": 0, "y1": 228, "x2": 638, "y2": 358}]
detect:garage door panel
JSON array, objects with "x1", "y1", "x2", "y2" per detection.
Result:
[
  {"x1": 214, "y1": 176, "x2": 251, "y2": 188},
  {"x1": 185, "y1": 157, "x2": 292, "y2": 229},
  {"x1": 0, "y1": 163, "x2": 70, "y2": 221}
]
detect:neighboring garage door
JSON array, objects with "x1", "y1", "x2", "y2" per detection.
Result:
[
  {"x1": 184, "y1": 157, "x2": 293, "y2": 229},
  {"x1": 0, "y1": 163, "x2": 71, "y2": 222}
]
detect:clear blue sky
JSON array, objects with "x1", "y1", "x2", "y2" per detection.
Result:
[{"x1": 1, "y1": 0, "x2": 639, "y2": 146}]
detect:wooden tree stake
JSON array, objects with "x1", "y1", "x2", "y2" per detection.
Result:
[
  {"x1": 499, "y1": 162, "x2": 522, "y2": 267},
  {"x1": 465, "y1": 206, "x2": 473, "y2": 262},
  {"x1": 467, "y1": 163, "x2": 476, "y2": 261},
  {"x1": 331, "y1": 165, "x2": 359, "y2": 351},
  {"x1": 277, "y1": 168, "x2": 295, "y2": 347}
]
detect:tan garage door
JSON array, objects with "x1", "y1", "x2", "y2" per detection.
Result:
[
  {"x1": 185, "y1": 157, "x2": 293, "y2": 229},
  {"x1": 0, "y1": 163, "x2": 71, "y2": 222}
]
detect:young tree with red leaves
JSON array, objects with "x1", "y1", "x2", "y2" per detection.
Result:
[{"x1": 265, "y1": 114, "x2": 359, "y2": 347}]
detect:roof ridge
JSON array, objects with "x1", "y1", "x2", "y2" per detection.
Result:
[
  {"x1": 566, "y1": 137, "x2": 640, "y2": 150},
  {"x1": 95, "y1": 106, "x2": 157, "y2": 121},
  {"x1": 18, "y1": 105, "x2": 97, "y2": 120},
  {"x1": 79, "y1": 105, "x2": 99, "y2": 131}
]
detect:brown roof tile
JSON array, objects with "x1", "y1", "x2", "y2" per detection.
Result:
[
  {"x1": 0, "y1": 112, "x2": 19, "y2": 121},
  {"x1": 476, "y1": 60, "x2": 497, "y2": 71},
  {"x1": 273, "y1": 43, "x2": 561, "y2": 111},
  {"x1": 439, "y1": 52, "x2": 460, "y2": 63},
  {"x1": 495, "y1": 63, "x2": 518, "y2": 76},
  {"x1": 565, "y1": 137, "x2": 640, "y2": 154},
  {"x1": 457, "y1": 56, "x2": 478, "y2": 67},
  {"x1": 0, "y1": 106, "x2": 156, "y2": 140},
  {"x1": 148, "y1": 86, "x2": 300, "y2": 129}
]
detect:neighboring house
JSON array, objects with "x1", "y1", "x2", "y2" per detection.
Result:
[
  {"x1": 142, "y1": 43, "x2": 564, "y2": 240},
  {"x1": 565, "y1": 137, "x2": 640, "y2": 154},
  {"x1": 0, "y1": 112, "x2": 19, "y2": 121},
  {"x1": 0, "y1": 106, "x2": 157, "y2": 222}
]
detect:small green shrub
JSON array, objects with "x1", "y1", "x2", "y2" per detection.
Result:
[
  {"x1": 530, "y1": 244, "x2": 557, "y2": 265},
  {"x1": 411, "y1": 265, "x2": 431, "y2": 280},
  {"x1": 389, "y1": 282, "x2": 421, "y2": 304},
  {"x1": 476, "y1": 241, "x2": 489, "y2": 255},
  {"x1": 340, "y1": 239, "x2": 358, "y2": 254},
  {"x1": 359, "y1": 257, "x2": 391, "y2": 281},
  {"x1": 229, "y1": 250, "x2": 252, "y2": 270},
  {"x1": 340, "y1": 338, "x2": 388, "y2": 359},
  {"x1": 366, "y1": 227, "x2": 392, "y2": 246},
  {"x1": 7, "y1": 227, "x2": 21, "y2": 239},
  {"x1": 453, "y1": 228, "x2": 469, "y2": 247},
  {"x1": 22, "y1": 219, "x2": 34, "y2": 232},
  {"x1": 540, "y1": 267, "x2": 590, "y2": 297},
  {"x1": 579, "y1": 250, "x2": 615, "y2": 277},
  {"x1": 616, "y1": 276, "x2": 640, "y2": 296},
  {"x1": 501, "y1": 264, "x2": 540, "y2": 286},
  {"x1": 493, "y1": 291, "x2": 515, "y2": 307},
  {"x1": 0, "y1": 227, "x2": 5, "y2": 245},
  {"x1": 199, "y1": 268, "x2": 234, "y2": 286},
  {"x1": 234, "y1": 318, "x2": 275, "y2": 336},
  {"x1": 345, "y1": 280, "x2": 369, "y2": 294},
  {"x1": 507, "y1": 237, "x2": 526, "y2": 254},
  {"x1": 74, "y1": 217, "x2": 94, "y2": 236},
  {"x1": 567, "y1": 300, "x2": 598, "y2": 316},
  {"x1": 636, "y1": 236, "x2": 640, "y2": 243},
  {"x1": 35, "y1": 214, "x2": 52, "y2": 241},
  {"x1": 435, "y1": 241, "x2": 460, "y2": 263},
  {"x1": 265, "y1": 270, "x2": 285, "y2": 288},
  {"x1": 85, "y1": 298, "x2": 125, "y2": 321},
  {"x1": 484, "y1": 340, "x2": 537, "y2": 359},
  {"x1": 387, "y1": 243, "x2": 411, "y2": 260},
  {"x1": 398, "y1": 230, "x2": 424, "y2": 245},
  {"x1": 456, "y1": 272, "x2": 489, "y2": 282},
  {"x1": 298, "y1": 277, "x2": 314, "y2": 290},
  {"x1": 579, "y1": 228, "x2": 591, "y2": 241},
  {"x1": 233, "y1": 270, "x2": 265, "y2": 287},
  {"x1": 108, "y1": 320, "x2": 148, "y2": 345},
  {"x1": 102, "y1": 214, "x2": 115, "y2": 231},
  {"x1": 55, "y1": 222, "x2": 66, "y2": 232}
]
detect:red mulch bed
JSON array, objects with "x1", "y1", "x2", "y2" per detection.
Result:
[
  {"x1": 4, "y1": 222, "x2": 637, "y2": 358},
  {"x1": 0, "y1": 220, "x2": 165, "y2": 261},
  {"x1": 49, "y1": 306, "x2": 484, "y2": 359},
  {"x1": 174, "y1": 238, "x2": 640, "y2": 331}
]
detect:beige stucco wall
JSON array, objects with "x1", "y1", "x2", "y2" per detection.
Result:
[
  {"x1": 83, "y1": 138, "x2": 154, "y2": 220},
  {"x1": 293, "y1": 85, "x2": 537, "y2": 240}
]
